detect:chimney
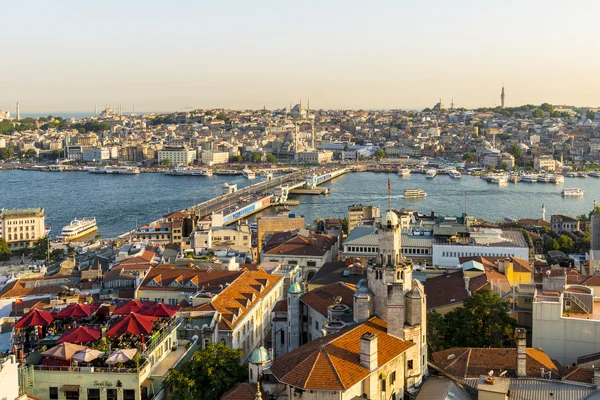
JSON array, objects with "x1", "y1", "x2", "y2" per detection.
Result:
[
  {"x1": 516, "y1": 328, "x2": 527, "y2": 377},
  {"x1": 463, "y1": 276, "x2": 471, "y2": 296},
  {"x1": 360, "y1": 332, "x2": 378, "y2": 371}
]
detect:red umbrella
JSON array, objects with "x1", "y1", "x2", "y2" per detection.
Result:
[
  {"x1": 55, "y1": 304, "x2": 98, "y2": 319},
  {"x1": 14, "y1": 308, "x2": 54, "y2": 328},
  {"x1": 140, "y1": 303, "x2": 179, "y2": 318},
  {"x1": 57, "y1": 326, "x2": 101, "y2": 344},
  {"x1": 106, "y1": 313, "x2": 157, "y2": 337},
  {"x1": 112, "y1": 300, "x2": 152, "y2": 316}
]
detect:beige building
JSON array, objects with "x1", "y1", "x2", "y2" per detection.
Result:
[
  {"x1": 296, "y1": 150, "x2": 333, "y2": 164},
  {"x1": 200, "y1": 150, "x2": 229, "y2": 166},
  {"x1": 348, "y1": 204, "x2": 380, "y2": 232},
  {"x1": 256, "y1": 215, "x2": 305, "y2": 261},
  {"x1": 0, "y1": 208, "x2": 46, "y2": 251},
  {"x1": 157, "y1": 147, "x2": 197, "y2": 166},
  {"x1": 534, "y1": 155, "x2": 556, "y2": 171}
]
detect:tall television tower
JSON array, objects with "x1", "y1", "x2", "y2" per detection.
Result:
[{"x1": 501, "y1": 86, "x2": 506, "y2": 109}]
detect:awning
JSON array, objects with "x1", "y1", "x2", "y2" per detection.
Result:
[
  {"x1": 141, "y1": 378, "x2": 153, "y2": 388},
  {"x1": 61, "y1": 385, "x2": 80, "y2": 392}
]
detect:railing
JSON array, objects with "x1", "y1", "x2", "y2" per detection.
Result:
[
  {"x1": 144, "y1": 316, "x2": 182, "y2": 355},
  {"x1": 535, "y1": 295, "x2": 560, "y2": 303},
  {"x1": 564, "y1": 292, "x2": 592, "y2": 314},
  {"x1": 33, "y1": 363, "x2": 145, "y2": 374}
]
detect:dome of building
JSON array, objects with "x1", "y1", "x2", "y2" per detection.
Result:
[
  {"x1": 383, "y1": 210, "x2": 399, "y2": 226},
  {"x1": 288, "y1": 282, "x2": 302, "y2": 294},
  {"x1": 354, "y1": 278, "x2": 372, "y2": 298},
  {"x1": 248, "y1": 346, "x2": 271, "y2": 364},
  {"x1": 517, "y1": 143, "x2": 529, "y2": 150}
]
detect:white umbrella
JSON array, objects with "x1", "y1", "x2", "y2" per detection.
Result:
[
  {"x1": 72, "y1": 348, "x2": 105, "y2": 363},
  {"x1": 106, "y1": 348, "x2": 137, "y2": 364}
]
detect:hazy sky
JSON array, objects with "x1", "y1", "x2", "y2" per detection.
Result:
[{"x1": 1, "y1": 0, "x2": 599, "y2": 113}]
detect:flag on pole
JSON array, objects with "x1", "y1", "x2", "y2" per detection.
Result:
[{"x1": 388, "y1": 177, "x2": 391, "y2": 191}]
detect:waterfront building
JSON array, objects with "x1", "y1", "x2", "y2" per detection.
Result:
[
  {"x1": 261, "y1": 229, "x2": 337, "y2": 280},
  {"x1": 534, "y1": 155, "x2": 556, "y2": 171},
  {"x1": 340, "y1": 226, "x2": 378, "y2": 260},
  {"x1": 81, "y1": 147, "x2": 110, "y2": 162},
  {"x1": 551, "y1": 214, "x2": 580, "y2": 233},
  {"x1": 0, "y1": 208, "x2": 46, "y2": 251},
  {"x1": 296, "y1": 150, "x2": 333, "y2": 164},
  {"x1": 190, "y1": 223, "x2": 252, "y2": 255},
  {"x1": 132, "y1": 222, "x2": 182, "y2": 244},
  {"x1": 347, "y1": 204, "x2": 380, "y2": 232},
  {"x1": 157, "y1": 146, "x2": 197, "y2": 166},
  {"x1": 200, "y1": 150, "x2": 229, "y2": 166}
]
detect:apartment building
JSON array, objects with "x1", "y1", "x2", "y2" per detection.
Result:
[
  {"x1": 0, "y1": 208, "x2": 46, "y2": 251},
  {"x1": 157, "y1": 146, "x2": 197, "y2": 166}
]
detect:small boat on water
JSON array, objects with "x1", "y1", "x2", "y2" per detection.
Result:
[
  {"x1": 165, "y1": 167, "x2": 212, "y2": 177},
  {"x1": 404, "y1": 189, "x2": 427, "y2": 199},
  {"x1": 242, "y1": 166, "x2": 256, "y2": 180},
  {"x1": 223, "y1": 183, "x2": 237, "y2": 195},
  {"x1": 489, "y1": 174, "x2": 508, "y2": 185},
  {"x1": 87, "y1": 166, "x2": 140, "y2": 175},
  {"x1": 537, "y1": 174, "x2": 553, "y2": 183},
  {"x1": 552, "y1": 175, "x2": 564, "y2": 184},
  {"x1": 589, "y1": 171, "x2": 600, "y2": 178},
  {"x1": 58, "y1": 218, "x2": 98, "y2": 241},
  {"x1": 561, "y1": 188, "x2": 584, "y2": 197},
  {"x1": 398, "y1": 168, "x2": 411, "y2": 177},
  {"x1": 577, "y1": 172, "x2": 588, "y2": 178},
  {"x1": 449, "y1": 170, "x2": 462, "y2": 179},
  {"x1": 425, "y1": 169, "x2": 437, "y2": 179},
  {"x1": 520, "y1": 174, "x2": 538, "y2": 183},
  {"x1": 214, "y1": 169, "x2": 242, "y2": 176}
]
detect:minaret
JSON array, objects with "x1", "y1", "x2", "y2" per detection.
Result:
[
  {"x1": 118, "y1": 104, "x2": 122, "y2": 117},
  {"x1": 94, "y1": 104, "x2": 97, "y2": 117},
  {"x1": 307, "y1": 98, "x2": 310, "y2": 114},
  {"x1": 132, "y1": 105, "x2": 135, "y2": 115},
  {"x1": 16, "y1": 102, "x2": 20, "y2": 121},
  {"x1": 294, "y1": 122, "x2": 298, "y2": 158},
  {"x1": 501, "y1": 86, "x2": 506, "y2": 109},
  {"x1": 451, "y1": 98, "x2": 454, "y2": 110},
  {"x1": 542, "y1": 203, "x2": 546, "y2": 221}
]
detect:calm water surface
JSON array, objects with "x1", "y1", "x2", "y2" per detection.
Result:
[{"x1": 1, "y1": 170, "x2": 598, "y2": 237}]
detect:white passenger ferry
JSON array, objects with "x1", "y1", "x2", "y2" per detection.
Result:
[
  {"x1": 87, "y1": 166, "x2": 140, "y2": 175},
  {"x1": 165, "y1": 167, "x2": 213, "y2": 177},
  {"x1": 242, "y1": 167, "x2": 256, "y2": 180},
  {"x1": 561, "y1": 188, "x2": 584, "y2": 197},
  {"x1": 404, "y1": 189, "x2": 427, "y2": 199},
  {"x1": 58, "y1": 218, "x2": 98, "y2": 241}
]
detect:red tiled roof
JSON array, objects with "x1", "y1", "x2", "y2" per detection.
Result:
[
  {"x1": 433, "y1": 347, "x2": 558, "y2": 378},
  {"x1": 210, "y1": 269, "x2": 282, "y2": 331},
  {"x1": 138, "y1": 264, "x2": 242, "y2": 293},
  {"x1": 272, "y1": 299, "x2": 288, "y2": 312},
  {"x1": 270, "y1": 317, "x2": 414, "y2": 390},
  {"x1": 220, "y1": 383, "x2": 257, "y2": 400},
  {"x1": 264, "y1": 231, "x2": 336, "y2": 257},
  {"x1": 562, "y1": 367, "x2": 594, "y2": 384},
  {"x1": 300, "y1": 282, "x2": 355, "y2": 317}
]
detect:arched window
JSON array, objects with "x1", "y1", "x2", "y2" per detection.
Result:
[
  {"x1": 8, "y1": 234, "x2": 11, "y2": 240},
  {"x1": 25, "y1": 233, "x2": 29, "y2": 239},
  {"x1": 20, "y1": 233, "x2": 23, "y2": 240}
]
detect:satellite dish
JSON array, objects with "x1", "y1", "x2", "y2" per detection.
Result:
[
  {"x1": 488, "y1": 370, "x2": 494, "y2": 377},
  {"x1": 499, "y1": 371, "x2": 507, "y2": 377}
]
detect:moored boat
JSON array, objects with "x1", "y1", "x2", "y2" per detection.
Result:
[
  {"x1": 561, "y1": 188, "x2": 584, "y2": 197},
  {"x1": 57, "y1": 218, "x2": 98, "y2": 241},
  {"x1": 398, "y1": 168, "x2": 411, "y2": 177},
  {"x1": 404, "y1": 189, "x2": 427, "y2": 199},
  {"x1": 425, "y1": 169, "x2": 437, "y2": 179}
]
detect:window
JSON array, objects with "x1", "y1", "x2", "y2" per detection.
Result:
[
  {"x1": 307, "y1": 261, "x2": 316, "y2": 267},
  {"x1": 65, "y1": 391, "x2": 79, "y2": 400},
  {"x1": 390, "y1": 371, "x2": 396, "y2": 384},
  {"x1": 50, "y1": 387, "x2": 59, "y2": 400},
  {"x1": 123, "y1": 390, "x2": 136, "y2": 400},
  {"x1": 315, "y1": 321, "x2": 319, "y2": 330},
  {"x1": 381, "y1": 378, "x2": 386, "y2": 392},
  {"x1": 107, "y1": 389, "x2": 117, "y2": 400},
  {"x1": 280, "y1": 330, "x2": 285, "y2": 345},
  {"x1": 408, "y1": 359, "x2": 414, "y2": 370},
  {"x1": 88, "y1": 389, "x2": 100, "y2": 400}
]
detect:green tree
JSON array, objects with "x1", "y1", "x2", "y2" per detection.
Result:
[
  {"x1": 544, "y1": 237, "x2": 560, "y2": 253},
  {"x1": 266, "y1": 154, "x2": 277, "y2": 163},
  {"x1": 374, "y1": 149, "x2": 385, "y2": 161},
  {"x1": 0, "y1": 238, "x2": 11, "y2": 261},
  {"x1": 434, "y1": 290, "x2": 516, "y2": 350},
  {"x1": 251, "y1": 152, "x2": 262, "y2": 163},
  {"x1": 501, "y1": 161, "x2": 508, "y2": 171},
  {"x1": 341, "y1": 217, "x2": 349, "y2": 234},
  {"x1": 50, "y1": 248, "x2": 65, "y2": 261},
  {"x1": 557, "y1": 235, "x2": 574, "y2": 253},
  {"x1": 25, "y1": 149, "x2": 37, "y2": 159},
  {"x1": 531, "y1": 108, "x2": 545, "y2": 118},
  {"x1": 426, "y1": 310, "x2": 446, "y2": 354},
  {"x1": 539, "y1": 103, "x2": 554, "y2": 113},
  {"x1": 160, "y1": 158, "x2": 171, "y2": 168},
  {"x1": 462, "y1": 152, "x2": 475, "y2": 163},
  {"x1": 587, "y1": 110, "x2": 595, "y2": 120},
  {"x1": 166, "y1": 342, "x2": 246, "y2": 400},
  {"x1": 0, "y1": 147, "x2": 14, "y2": 160},
  {"x1": 229, "y1": 155, "x2": 243, "y2": 163},
  {"x1": 508, "y1": 144, "x2": 523, "y2": 165},
  {"x1": 31, "y1": 237, "x2": 49, "y2": 260}
]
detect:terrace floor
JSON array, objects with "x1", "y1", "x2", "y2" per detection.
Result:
[{"x1": 151, "y1": 344, "x2": 187, "y2": 377}]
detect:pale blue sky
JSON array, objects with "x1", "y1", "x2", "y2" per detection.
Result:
[{"x1": 1, "y1": 0, "x2": 598, "y2": 113}]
